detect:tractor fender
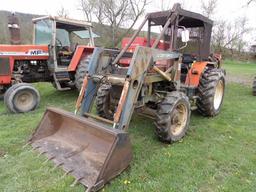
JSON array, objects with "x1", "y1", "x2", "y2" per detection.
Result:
[
  {"x1": 68, "y1": 46, "x2": 94, "y2": 72},
  {"x1": 185, "y1": 61, "x2": 208, "y2": 87}
]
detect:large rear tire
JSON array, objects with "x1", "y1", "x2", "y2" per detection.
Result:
[
  {"x1": 75, "y1": 55, "x2": 91, "y2": 90},
  {"x1": 4, "y1": 83, "x2": 40, "y2": 113},
  {"x1": 155, "y1": 91, "x2": 191, "y2": 143},
  {"x1": 253, "y1": 77, "x2": 256, "y2": 96},
  {"x1": 197, "y1": 68, "x2": 225, "y2": 116},
  {"x1": 96, "y1": 84, "x2": 115, "y2": 120}
]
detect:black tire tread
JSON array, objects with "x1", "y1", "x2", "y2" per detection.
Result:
[
  {"x1": 155, "y1": 91, "x2": 191, "y2": 143},
  {"x1": 4, "y1": 83, "x2": 40, "y2": 113},
  {"x1": 75, "y1": 55, "x2": 91, "y2": 90},
  {"x1": 196, "y1": 68, "x2": 225, "y2": 116},
  {"x1": 96, "y1": 84, "x2": 114, "y2": 120}
]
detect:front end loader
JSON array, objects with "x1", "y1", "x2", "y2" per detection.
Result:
[{"x1": 29, "y1": 3, "x2": 225, "y2": 191}]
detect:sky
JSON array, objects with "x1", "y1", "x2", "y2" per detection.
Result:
[
  {"x1": 1, "y1": 0, "x2": 255, "y2": 22},
  {"x1": 1, "y1": 0, "x2": 256, "y2": 41}
]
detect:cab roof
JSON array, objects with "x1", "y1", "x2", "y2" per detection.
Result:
[
  {"x1": 32, "y1": 16, "x2": 93, "y2": 31},
  {"x1": 148, "y1": 4, "x2": 213, "y2": 28}
]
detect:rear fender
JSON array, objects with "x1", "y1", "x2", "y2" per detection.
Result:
[
  {"x1": 185, "y1": 61, "x2": 208, "y2": 87},
  {"x1": 68, "y1": 46, "x2": 94, "y2": 72}
]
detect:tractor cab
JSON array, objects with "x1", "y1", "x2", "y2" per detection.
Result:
[
  {"x1": 120, "y1": 6, "x2": 214, "y2": 73},
  {"x1": 147, "y1": 8, "x2": 213, "y2": 59},
  {"x1": 147, "y1": 7, "x2": 214, "y2": 83},
  {"x1": 32, "y1": 16, "x2": 96, "y2": 70},
  {"x1": 117, "y1": 5, "x2": 219, "y2": 89}
]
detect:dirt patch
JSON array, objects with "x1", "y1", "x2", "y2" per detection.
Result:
[
  {"x1": 225, "y1": 74, "x2": 252, "y2": 86},
  {"x1": 0, "y1": 148, "x2": 6, "y2": 157}
]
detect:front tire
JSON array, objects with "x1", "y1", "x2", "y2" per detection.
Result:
[
  {"x1": 155, "y1": 91, "x2": 191, "y2": 143},
  {"x1": 4, "y1": 83, "x2": 40, "y2": 113},
  {"x1": 197, "y1": 68, "x2": 225, "y2": 116},
  {"x1": 96, "y1": 84, "x2": 115, "y2": 120}
]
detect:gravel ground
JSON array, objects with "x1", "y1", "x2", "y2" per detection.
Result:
[{"x1": 225, "y1": 73, "x2": 252, "y2": 86}]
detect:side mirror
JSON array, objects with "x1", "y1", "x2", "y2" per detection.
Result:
[{"x1": 181, "y1": 29, "x2": 190, "y2": 43}]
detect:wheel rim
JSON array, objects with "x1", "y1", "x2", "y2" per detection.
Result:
[
  {"x1": 213, "y1": 80, "x2": 224, "y2": 110},
  {"x1": 14, "y1": 90, "x2": 34, "y2": 112},
  {"x1": 170, "y1": 103, "x2": 188, "y2": 136}
]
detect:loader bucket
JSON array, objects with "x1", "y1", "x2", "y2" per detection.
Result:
[{"x1": 29, "y1": 107, "x2": 132, "y2": 191}]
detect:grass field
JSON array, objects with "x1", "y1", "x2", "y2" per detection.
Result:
[{"x1": 0, "y1": 60, "x2": 256, "y2": 191}]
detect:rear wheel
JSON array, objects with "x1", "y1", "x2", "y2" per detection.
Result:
[
  {"x1": 96, "y1": 84, "x2": 115, "y2": 120},
  {"x1": 197, "y1": 68, "x2": 225, "y2": 116},
  {"x1": 75, "y1": 55, "x2": 91, "y2": 90},
  {"x1": 4, "y1": 83, "x2": 40, "y2": 113},
  {"x1": 155, "y1": 91, "x2": 191, "y2": 143},
  {"x1": 253, "y1": 77, "x2": 256, "y2": 96}
]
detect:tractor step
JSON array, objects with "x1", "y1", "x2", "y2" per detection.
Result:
[
  {"x1": 53, "y1": 72, "x2": 71, "y2": 91},
  {"x1": 54, "y1": 71, "x2": 71, "y2": 81}
]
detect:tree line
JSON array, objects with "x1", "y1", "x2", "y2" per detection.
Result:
[
  {"x1": 0, "y1": 0, "x2": 255, "y2": 60},
  {"x1": 64, "y1": 0, "x2": 255, "y2": 59}
]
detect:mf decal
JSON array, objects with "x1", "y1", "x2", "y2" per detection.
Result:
[
  {"x1": 0, "y1": 50, "x2": 49, "y2": 56},
  {"x1": 28, "y1": 49, "x2": 48, "y2": 56}
]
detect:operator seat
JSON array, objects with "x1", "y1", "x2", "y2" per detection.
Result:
[
  {"x1": 181, "y1": 54, "x2": 196, "y2": 83},
  {"x1": 57, "y1": 46, "x2": 73, "y2": 67},
  {"x1": 182, "y1": 54, "x2": 196, "y2": 65}
]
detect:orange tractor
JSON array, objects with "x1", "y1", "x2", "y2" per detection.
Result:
[
  {"x1": 29, "y1": 4, "x2": 225, "y2": 191},
  {"x1": 0, "y1": 16, "x2": 96, "y2": 113}
]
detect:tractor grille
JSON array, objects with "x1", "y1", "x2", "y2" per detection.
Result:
[{"x1": 0, "y1": 58, "x2": 11, "y2": 76}]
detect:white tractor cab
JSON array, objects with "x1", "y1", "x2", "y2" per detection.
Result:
[
  {"x1": 28, "y1": 16, "x2": 99, "y2": 91},
  {"x1": 32, "y1": 16, "x2": 98, "y2": 70}
]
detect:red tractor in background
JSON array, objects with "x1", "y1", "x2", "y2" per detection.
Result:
[{"x1": 0, "y1": 16, "x2": 97, "y2": 113}]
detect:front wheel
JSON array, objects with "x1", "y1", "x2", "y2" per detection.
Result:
[
  {"x1": 4, "y1": 83, "x2": 40, "y2": 113},
  {"x1": 155, "y1": 91, "x2": 191, "y2": 143},
  {"x1": 96, "y1": 84, "x2": 116, "y2": 120}
]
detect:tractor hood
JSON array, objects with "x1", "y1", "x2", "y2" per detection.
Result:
[{"x1": 0, "y1": 45, "x2": 49, "y2": 58}]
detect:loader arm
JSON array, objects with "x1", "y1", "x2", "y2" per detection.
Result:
[
  {"x1": 29, "y1": 37, "x2": 180, "y2": 192},
  {"x1": 80, "y1": 46, "x2": 180, "y2": 130}
]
